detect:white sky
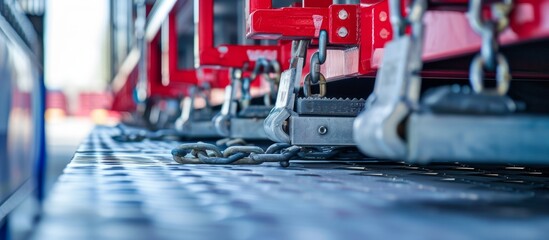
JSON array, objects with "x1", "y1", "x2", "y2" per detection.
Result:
[{"x1": 44, "y1": 0, "x2": 110, "y2": 92}]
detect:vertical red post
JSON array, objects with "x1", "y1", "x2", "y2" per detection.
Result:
[
  {"x1": 195, "y1": 0, "x2": 215, "y2": 66},
  {"x1": 249, "y1": 0, "x2": 272, "y2": 13},
  {"x1": 168, "y1": 10, "x2": 178, "y2": 82}
]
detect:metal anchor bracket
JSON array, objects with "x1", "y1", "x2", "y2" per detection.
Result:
[
  {"x1": 214, "y1": 60, "x2": 281, "y2": 140},
  {"x1": 353, "y1": 0, "x2": 426, "y2": 159},
  {"x1": 175, "y1": 85, "x2": 221, "y2": 139},
  {"x1": 213, "y1": 67, "x2": 243, "y2": 137},
  {"x1": 266, "y1": 31, "x2": 364, "y2": 146},
  {"x1": 264, "y1": 40, "x2": 309, "y2": 143}
]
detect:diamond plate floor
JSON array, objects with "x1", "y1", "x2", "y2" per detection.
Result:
[{"x1": 32, "y1": 126, "x2": 549, "y2": 240}]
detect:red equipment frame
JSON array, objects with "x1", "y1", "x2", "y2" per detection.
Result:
[
  {"x1": 194, "y1": 0, "x2": 295, "y2": 78},
  {"x1": 112, "y1": 1, "x2": 230, "y2": 112},
  {"x1": 247, "y1": 0, "x2": 549, "y2": 80}
]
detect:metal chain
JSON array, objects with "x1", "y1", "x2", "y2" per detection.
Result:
[
  {"x1": 172, "y1": 142, "x2": 299, "y2": 166},
  {"x1": 303, "y1": 73, "x2": 326, "y2": 98},
  {"x1": 390, "y1": 0, "x2": 427, "y2": 39},
  {"x1": 303, "y1": 30, "x2": 328, "y2": 98},
  {"x1": 467, "y1": 0, "x2": 513, "y2": 95},
  {"x1": 216, "y1": 138, "x2": 247, "y2": 147},
  {"x1": 113, "y1": 124, "x2": 186, "y2": 142},
  {"x1": 309, "y1": 30, "x2": 327, "y2": 85},
  {"x1": 171, "y1": 142, "x2": 364, "y2": 167},
  {"x1": 241, "y1": 58, "x2": 282, "y2": 106}
]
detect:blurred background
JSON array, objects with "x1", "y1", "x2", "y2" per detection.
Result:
[
  {"x1": 42, "y1": 0, "x2": 115, "y2": 196},
  {"x1": 8, "y1": 0, "x2": 123, "y2": 201}
]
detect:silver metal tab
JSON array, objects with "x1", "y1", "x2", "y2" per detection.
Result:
[
  {"x1": 264, "y1": 41, "x2": 308, "y2": 143},
  {"x1": 213, "y1": 80, "x2": 239, "y2": 137},
  {"x1": 179, "y1": 120, "x2": 220, "y2": 138},
  {"x1": 353, "y1": 36, "x2": 422, "y2": 159},
  {"x1": 175, "y1": 86, "x2": 220, "y2": 139},
  {"x1": 290, "y1": 116, "x2": 356, "y2": 146},
  {"x1": 296, "y1": 97, "x2": 365, "y2": 116},
  {"x1": 408, "y1": 114, "x2": 549, "y2": 164},
  {"x1": 264, "y1": 69, "x2": 299, "y2": 143},
  {"x1": 230, "y1": 118, "x2": 269, "y2": 140}
]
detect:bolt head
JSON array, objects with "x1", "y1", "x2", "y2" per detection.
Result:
[
  {"x1": 338, "y1": 9, "x2": 349, "y2": 20},
  {"x1": 318, "y1": 126, "x2": 328, "y2": 135},
  {"x1": 337, "y1": 27, "x2": 349, "y2": 38},
  {"x1": 379, "y1": 11, "x2": 388, "y2": 22}
]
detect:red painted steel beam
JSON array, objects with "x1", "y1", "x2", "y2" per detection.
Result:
[
  {"x1": 195, "y1": 0, "x2": 282, "y2": 69},
  {"x1": 416, "y1": 0, "x2": 549, "y2": 63},
  {"x1": 247, "y1": 0, "x2": 549, "y2": 80},
  {"x1": 167, "y1": 10, "x2": 197, "y2": 86},
  {"x1": 247, "y1": 1, "x2": 388, "y2": 80},
  {"x1": 146, "y1": 10, "x2": 195, "y2": 99}
]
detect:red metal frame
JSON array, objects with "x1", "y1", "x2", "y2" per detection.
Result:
[
  {"x1": 247, "y1": 0, "x2": 549, "y2": 80},
  {"x1": 112, "y1": 1, "x2": 232, "y2": 112},
  {"x1": 194, "y1": 0, "x2": 304, "y2": 97},
  {"x1": 195, "y1": 0, "x2": 286, "y2": 70},
  {"x1": 147, "y1": 9, "x2": 197, "y2": 99},
  {"x1": 247, "y1": 1, "x2": 388, "y2": 80},
  {"x1": 112, "y1": 5, "x2": 194, "y2": 113}
]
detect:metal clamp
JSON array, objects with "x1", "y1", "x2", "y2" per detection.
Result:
[
  {"x1": 264, "y1": 40, "x2": 310, "y2": 143},
  {"x1": 353, "y1": 0, "x2": 427, "y2": 159}
]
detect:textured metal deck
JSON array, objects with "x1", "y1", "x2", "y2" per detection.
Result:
[{"x1": 33, "y1": 126, "x2": 549, "y2": 240}]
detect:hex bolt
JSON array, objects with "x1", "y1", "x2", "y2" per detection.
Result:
[
  {"x1": 318, "y1": 126, "x2": 328, "y2": 135},
  {"x1": 338, "y1": 9, "x2": 348, "y2": 20},
  {"x1": 337, "y1": 27, "x2": 348, "y2": 38}
]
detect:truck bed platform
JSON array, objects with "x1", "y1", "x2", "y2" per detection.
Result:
[{"x1": 33, "y1": 126, "x2": 549, "y2": 240}]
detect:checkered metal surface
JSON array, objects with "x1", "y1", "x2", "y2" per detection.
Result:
[{"x1": 33, "y1": 126, "x2": 549, "y2": 240}]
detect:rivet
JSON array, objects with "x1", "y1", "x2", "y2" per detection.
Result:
[
  {"x1": 318, "y1": 126, "x2": 328, "y2": 135},
  {"x1": 379, "y1": 11, "x2": 388, "y2": 22},
  {"x1": 337, "y1": 27, "x2": 348, "y2": 38},
  {"x1": 338, "y1": 9, "x2": 349, "y2": 20}
]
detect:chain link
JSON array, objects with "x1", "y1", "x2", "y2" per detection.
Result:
[
  {"x1": 172, "y1": 142, "x2": 299, "y2": 166},
  {"x1": 113, "y1": 124, "x2": 186, "y2": 142},
  {"x1": 172, "y1": 142, "x2": 364, "y2": 167},
  {"x1": 467, "y1": 0, "x2": 513, "y2": 95},
  {"x1": 303, "y1": 73, "x2": 327, "y2": 98},
  {"x1": 309, "y1": 30, "x2": 327, "y2": 85},
  {"x1": 240, "y1": 58, "x2": 282, "y2": 107},
  {"x1": 390, "y1": 0, "x2": 427, "y2": 39},
  {"x1": 303, "y1": 30, "x2": 328, "y2": 98}
]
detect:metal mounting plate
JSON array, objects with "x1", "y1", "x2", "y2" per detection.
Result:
[
  {"x1": 290, "y1": 116, "x2": 356, "y2": 146},
  {"x1": 230, "y1": 118, "x2": 269, "y2": 140},
  {"x1": 408, "y1": 114, "x2": 549, "y2": 163}
]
